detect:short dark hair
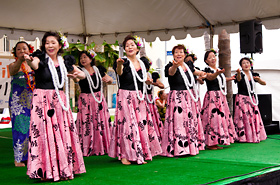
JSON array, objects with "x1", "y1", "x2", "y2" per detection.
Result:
[
  {"x1": 186, "y1": 54, "x2": 196, "y2": 62},
  {"x1": 78, "y1": 51, "x2": 95, "y2": 67},
  {"x1": 122, "y1": 35, "x2": 139, "y2": 54},
  {"x1": 158, "y1": 90, "x2": 164, "y2": 98},
  {"x1": 239, "y1": 57, "x2": 252, "y2": 67},
  {"x1": 172, "y1": 45, "x2": 186, "y2": 55},
  {"x1": 204, "y1": 50, "x2": 215, "y2": 65},
  {"x1": 12, "y1": 41, "x2": 32, "y2": 57},
  {"x1": 41, "y1": 31, "x2": 63, "y2": 55}
]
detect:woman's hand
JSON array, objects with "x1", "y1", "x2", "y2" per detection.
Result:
[
  {"x1": 67, "y1": 72, "x2": 79, "y2": 79},
  {"x1": 236, "y1": 68, "x2": 241, "y2": 74},
  {"x1": 216, "y1": 68, "x2": 225, "y2": 75},
  {"x1": 117, "y1": 58, "x2": 124, "y2": 66},
  {"x1": 24, "y1": 54, "x2": 33, "y2": 63},
  {"x1": 226, "y1": 75, "x2": 236, "y2": 82},
  {"x1": 172, "y1": 60, "x2": 180, "y2": 68},
  {"x1": 102, "y1": 74, "x2": 113, "y2": 84},
  {"x1": 145, "y1": 78, "x2": 153, "y2": 85}
]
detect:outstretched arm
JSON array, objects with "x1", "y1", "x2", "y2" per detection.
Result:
[{"x1": 24, "y1": 54, "x2": 40, "y2": 70}]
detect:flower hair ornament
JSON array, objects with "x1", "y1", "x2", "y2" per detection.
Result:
[
  {"x1": 88, "y1": 49, "x2": 97, "y2": 58},
  {"x1": 249, "y1": 57, "x2": 254, "y2": 68},
  {"x1": 209, "y1": 48, "x2": 218, "y2": 56},
  {"x1": 133, "y1": 35, "x2": 144, "y2": 49},
  {"x1": 187, "y1": 51, "x2": 197, "y2": 61},
  {"x1": 58, "y1": 31, "x2": 69, "y2": 49}
]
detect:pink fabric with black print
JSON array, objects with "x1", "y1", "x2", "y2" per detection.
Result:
[
  {"x1": 27, "y1": 89, "x2": 86, "y2": 181},
  {"x1": 161, "y1": 90, "x2": 205, "y2": 157},
  {"x1": 146, "y1": 94, "x2": 163, "y2": 142},
  {"x1": 76, "y1": 92, "x2": 112, "y2": 156},
  {"x1": 234, "y1": 94, "x2": 267, "y2": 143},
  {"x1": 201, "y1": 90, "x2": 237, "y2": 146},
  {"x1": 108, "y1": 89, "x2": 162, "y2": 164}
]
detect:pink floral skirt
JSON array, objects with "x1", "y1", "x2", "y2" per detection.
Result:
[
  {"x1": 146, "y1": 94, "x2": 163, "y2": 142},
  {"x1": 161, "y1": 90, "x2": 205, "y2": 157},
  {"x1": 27, "y1": 89, "x2": 86, "y2": 181},
  {"x1": 201, "y1": 91, "x2": 237, "y2": 146},
  {"x1": 234, "y1": 94, "x2": 267, "y2": 142},
  {"x1": 76, "y1": 92, "x2": 112, "y2": 156},
  {"x1": 108, "y1": 89, "x2": 162, "y2": 164}
]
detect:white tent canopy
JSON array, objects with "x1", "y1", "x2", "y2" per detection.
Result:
[{"x1": 1, "y1": 0, "x2": 280, "y2": 43}]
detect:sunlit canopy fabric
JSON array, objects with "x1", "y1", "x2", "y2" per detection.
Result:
[{"x1": 0, "y1": 0, "x2": 280, "y2": 43}]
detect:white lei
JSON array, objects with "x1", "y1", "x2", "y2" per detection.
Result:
[
  {"x1": 81, "y1": 66, "x2": 103, "y2": 103},
  {"x1": 146, "y1": 72, "x2": 154, "y2": 104},
  {"x1": 116, "y1": 57, "x2": 147, "y2": 101},
  {"x1": 178, "y1": 62, "x2": 199, "y2": 102},
  {"x1": 129, "y1": 57, "x2": 147, "y2": 101},
  {"x1": 242, "y1": 70, "x2": 259, "y2": 106},
  {"x1": 47, "y1": 54, "x2": 69, "y2": 111},
  {"x1": 208, "y1": 66, "x2": 227, "y2": 95}
]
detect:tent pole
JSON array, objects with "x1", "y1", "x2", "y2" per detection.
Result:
[{"x1": 210, "y1": 25, "x2": 214, "y2": 49}]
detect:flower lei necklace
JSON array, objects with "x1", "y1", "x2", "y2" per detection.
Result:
[
  {"x1": 81, "y1": 66, "x2": 103, "y2": 103},
  {"x1": 128, "y1": 57, "x2": 147, "y2": 101},
  {"x1": 208, "y1": 66, "x2": 227, "y2": 95},
  {"x1": 47, "y1": 54, "x2": 69, "y2": 111},
  {"x1": 20, "y1": 62, "x2": 35, "y2": 92},
  {"x1": 146, "y1": 73, "x2": 154, "y2": 103},
  {"x1": 242, "y1": 71, "x2": 258, "y2": 106},
  {"x1": 178, "y1": 62, "x2": 199, "y2": 102}
]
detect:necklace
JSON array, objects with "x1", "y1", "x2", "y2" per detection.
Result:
[
  {"x1": 47, "y1": 54, "x2": 69, "y2": 111},
  {"x1": 146, "y1": 73, "x2": 154, "y2": 104},
  {"x1": 208, "y1": 66, "x2": 227, "y2": 95},
  {"x1": 242, "y1": 71, "x2": 258, "y2": 105},
  {"x1": 21, "y1": 62, "x2": 35, "y2": 92},
  {"x1": 81, "y1": 66, "x2": 103, "y2": 103},
  {"x1": 178, "y1": 62, "x2": 199, "y2": 102},
  {"x1": 128, "y1": 57, "x2": 147, "y2": 101}
]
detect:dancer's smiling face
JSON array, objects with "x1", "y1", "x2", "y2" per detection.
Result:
[
  {"x1": 15, "y1": 43, "x2": 30, "y2": 60},
  {"x1": 205, "y1": 52, "x2": 216, "y2": 67},
  {"x1": 173, "y1": 48, "x2": 186, "y2": 62},
  {"x1": 45, "y1": 36, "x2": 61, "y2": 57},
  {"x1": 80, "y1": 53, "x2": 92, "y2": 67},
  {"x1": 125, "y1": 39, "x2": 139, "y2": 57}
]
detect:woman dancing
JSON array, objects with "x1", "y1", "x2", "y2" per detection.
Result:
[
  {"x1": 75, "y1": 50, "x2": 113, "y2": 156},
  {"x1": 201, "y1": 50, "x2": 237, "y2": 150},
  {"x1": 161, "y1": 45, "x2": 206, "y2": 157},
  {"x1": 234, "y1": 57, "x2": 267, "y2": 142},
  {"x1": 9, "y1": 41, "x2": 34, "y2": 167},
  {"x1": 109, "y1": 35, "x2": 162, "y2": 165},
  {"x1": 24, "y1": 32, "x2": 86, "y2": 181}
]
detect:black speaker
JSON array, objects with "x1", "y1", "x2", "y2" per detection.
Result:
[
  {"x1": 233, "y1": 94, "x2": 272, "y2": 125},
  {"x1": 258, "y1": 94, "x2": 272, "y2": 125},
  {"x1": 239, "y1": 20, "x2": 263, "y2": 54}
]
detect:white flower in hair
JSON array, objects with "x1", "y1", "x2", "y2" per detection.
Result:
[
  {"x1": 58, "y1": 31, "x2": 69, "y2": 50},
  {"x1": 133, "y1": 35, "x2": 143, "y2": 49},
  {"x1": 61, "y1": 35, "x2": 69, "y2": 49},
  {"x1": 88, "y1": 49, "x2": 97, "y2": 58}
]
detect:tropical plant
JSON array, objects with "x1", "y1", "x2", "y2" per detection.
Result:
[
  {"x1": 95, "y1": 40, "x2": 119, "y2": 69},
  {"x1": 62, "y1": 41, "x2": 105, "y2": 65}
]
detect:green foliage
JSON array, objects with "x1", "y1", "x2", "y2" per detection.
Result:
[
  {"x1": 95, "y1": 40, "x2": 119, "y2": 69},
  {"x1": 62, "y1": 40, "x2": 119, "y2": 69}
]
